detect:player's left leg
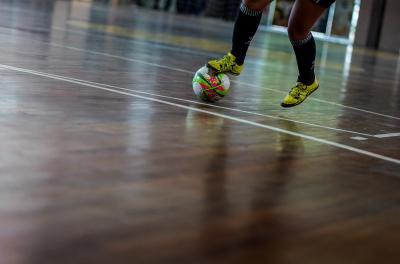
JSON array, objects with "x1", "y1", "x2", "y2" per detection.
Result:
[
  {"x1": 207, "y1": 0, "x2": 273, "y2": 75},
  {"x1": 281, "y1": 0, "x2": 335, "y2": 107}
]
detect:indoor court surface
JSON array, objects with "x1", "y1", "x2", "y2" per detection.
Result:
[{"x1": 0, "y1": 1, "x2": 400, "y2": 264}]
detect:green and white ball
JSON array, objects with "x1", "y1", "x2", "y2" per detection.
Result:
[{"x1": 192, "y1": 66, "x2": 230, "y2": 102}]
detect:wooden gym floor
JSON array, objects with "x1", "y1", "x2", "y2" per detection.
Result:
[{"x1": 0, "y1": 1, "x2": 399, "y2": 263}]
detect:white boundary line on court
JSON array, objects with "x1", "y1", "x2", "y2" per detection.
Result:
[
  {"x1": 3, "y1": 29, "x2": 400, "y2": 138},
  {"x1": 0, "y1": 33, "x2": 377, "y2": 138},
  {"x1": 28, "y1": 68, "x2": 378, "y2": 138},
  {"x1": 1, "y1": 63, "x2": 399, "y2": 165},
  {"x1": 46, "y1": 38, "x2": 400, "y2": 121},
  {"x1": 52, "y1": 26, "x2": 223, "y2": 58},
  {"x1": 351, "y1": 136, "x2": 368, "y2": 141},
  {"x1": 374, "y1": 133, "x2": 400, "y2": 139},
  {"x1": 0, "y1": 33, "x2": 386, "y2": 137},
  {"x1": 1, "y1": 23, "x2": 399, "y2": 121},
  {"x1": 2, "y1": 28, "x2": 400, "y2": 138}
]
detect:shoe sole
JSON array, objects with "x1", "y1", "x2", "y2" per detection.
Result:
[{"x1": 281, "y1": 85, "x2": 320, "y2": 108}]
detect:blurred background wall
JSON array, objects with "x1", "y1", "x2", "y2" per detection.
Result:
[{"x1": 130, "y1": 0, "x2": 399, "y2": 53}]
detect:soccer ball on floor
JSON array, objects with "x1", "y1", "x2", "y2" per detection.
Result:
[{"x1": 192, "y1": 66, "x2": 230, "y2": 102}]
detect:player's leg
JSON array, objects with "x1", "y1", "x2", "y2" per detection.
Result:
[
  {"x1": 207, "y1": 0, "x2": 272, "y2": 75},
  {"x1": 281, "y1": 0, "x2": 335, "y2": 107},
  {"x1": 153, "y1": 0, "x2": 160, "y2": 10},
  {"x1": 135, "y1": 0, "x2": 143, "y2": 7},
  {"x1": 163, "y1": 0, "x2": 172, "y2": 11}
]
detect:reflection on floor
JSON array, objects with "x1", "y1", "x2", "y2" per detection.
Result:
[{"x1": 0, "y1": 1, "x2": 399, "y2": 264}]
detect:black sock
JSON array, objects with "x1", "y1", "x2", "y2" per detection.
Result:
[
  {"x1": 291, "y1": 33, "x2": 316, "y2": 85},
  {"x1": 231, "y1": 3, "x2": 262, "y2": 65}
]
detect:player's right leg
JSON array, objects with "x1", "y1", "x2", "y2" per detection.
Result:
[
  {"x1": 207, "y1": 0, "x2": 272, "y2": 75},
  {"x1": 281, "y1": 0, "x2": 329, "y2": 107}
]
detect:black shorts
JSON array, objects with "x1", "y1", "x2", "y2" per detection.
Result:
[{"x1": 313, "y1": 0, "x2": 336, "y2": 8}]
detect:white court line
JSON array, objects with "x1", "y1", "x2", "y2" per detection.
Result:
[
  {"x1": 1, "y1": 63, "x2": 399, "y2": 165},
  {"x1": 52, "y1": 26, "x2": 223, "y2": 58},
  {"x1": 0, "y1": 34, "x2": 379, "y2": 137},
  {"x1": 0, "y1": 24, "x2": 398, "y2": 120},
  {"x1": 25, "y1": 68, "x2": 376, "y2": 138},
  {"x1": 2, "y1": 30, "x2": 397, "y2": 138},
  {"x1": 45, "y1": 39, "x2": 400, "y2": 121},
  {"x1": 1, "y1": 29, "x2": 399, "y2": 140},
  {"x1": 351, "y1": 136, "x2": 368, "y2": 141},
  {"x1": 374, "y1": 133, "x2": 400, "y2": 139}
]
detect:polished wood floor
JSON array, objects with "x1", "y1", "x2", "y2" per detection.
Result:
[{"x1": 0, "y1": 1, "x2": 399, "y2": 264}]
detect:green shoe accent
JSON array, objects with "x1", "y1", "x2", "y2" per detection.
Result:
[
  {"x1": 207, "y1": 52, "x2": 243, "y2": 76},
  {"x1": 281, "y1": 79, "x2": 319, "y2": 108}
]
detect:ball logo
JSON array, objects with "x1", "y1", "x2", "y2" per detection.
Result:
[{"x1": 209, "y1": 77, "x2": 219, "y2": 87}]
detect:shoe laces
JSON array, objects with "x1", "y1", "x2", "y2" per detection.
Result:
[
  {"x1": 219, "y1": 54, "x2": 234, "y2": 70},
  {"x1": 290, "y1": 83, "x2": 307, "y2": 99}
]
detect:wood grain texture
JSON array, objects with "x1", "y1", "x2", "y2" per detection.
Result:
[{"x1": 0, "y1": 1, "x2": 399, "y2": 264}]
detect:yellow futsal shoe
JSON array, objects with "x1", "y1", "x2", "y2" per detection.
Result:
[
  {"x1": 281, "y1": 79, "x2": 320, "y2": 108},
  {"x1": 207, "y1": 52, "x2": 243, "y2": 76}
]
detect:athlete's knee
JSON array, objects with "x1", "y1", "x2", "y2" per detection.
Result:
[
  {"x1": 243, "y1": 0, "x2": 271, "y2": 11},
  {"x1": 287, "y1": 24, "x2": 310, "y2": 41}
]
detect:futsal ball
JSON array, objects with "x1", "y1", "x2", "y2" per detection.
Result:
[{"x1": 192, "y1": 66, "x2": 230, "y2": 102}]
